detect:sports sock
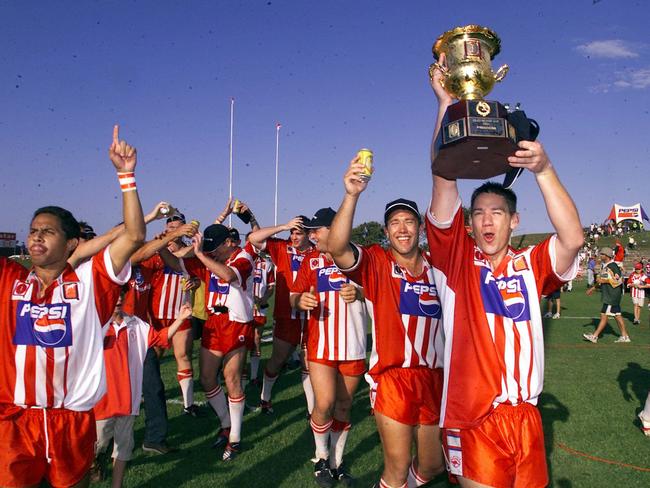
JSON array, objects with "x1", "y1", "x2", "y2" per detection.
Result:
[
  {"x1": 407, "y1": 457, "x2": 430, "y2": 487},
  {"x1": 641, "y1": 390, "x2": 650, "y2": 421},
  {"x1": 310, "y1": 418, "x2": 332, "y2": 460},
  {"x1": 329, "y1": 418, "x2": 351, "y2": 469},
  {"x1": 228, "y1": 394, "x2": 246, "y2": 443},
  {"x1": 380, "y1": 478, "x2": 406, "y2": 488},
  {"x1": 261, "y1": 369, "x2": 278, "y2": 402},
  {"x1": 177, "y1": 369, "x2": 193, "y2": 408},
  {"x1": 301, "y1": 369, "x2": 315, "y2": 415},
  {"x1": 206, "y1": 385, "x2": 231, "y2": 428}
]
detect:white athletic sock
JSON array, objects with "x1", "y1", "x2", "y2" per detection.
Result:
[
  {"x1": 301, "y1": 370, "x2": 315, "y2": 415},
  {"x1": 177, "y1": 369, "x2": 193, "y2": 408},
  {"x1": 329, "y1": 419, "x2": 351, "y2": 469},
  {"x1": 641, "y1": 390, "x2": 650, "y2": 421},
  {"x1": 407, "y1": 457, "x2": 429, "y2": 487},
  {"x1": 310, "y1": 418, "x2": 332, "y2": 460},
  {"x1": 206, "y1": 385, "x2": 231, "y2": 428},
  {"x1": 250, "y1": 353, "x2": 261, "y2": 380},
  {"x1": 261, "y1": 369, "x2": 278, "y2": 402},
  {"x1": 228, "y1": 394, "x2": 246, "y2": 443}
]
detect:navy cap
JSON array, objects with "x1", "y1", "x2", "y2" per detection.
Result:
[
  {"x1": 303, "y1": 208, "x2": 336, "y2": 229},
  {"x1": 202, "y1": 224, "x2": 230, "y2": 253},
  {"x1": 384, "y1": 198, "x2": 421, "y2": 224}
]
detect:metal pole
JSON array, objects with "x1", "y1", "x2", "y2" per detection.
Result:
[
  {"x1": 228, "y1": 98, "x2": 234, "y2": 227},
  {"x1": 274, "y1": 123, "x2": 281, "y2": 226}
]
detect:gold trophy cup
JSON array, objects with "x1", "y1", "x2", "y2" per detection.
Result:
[{"x1": 431, "y1": 25, "x2": 521, "y2": 180}]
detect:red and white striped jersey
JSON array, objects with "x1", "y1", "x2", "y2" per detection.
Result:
[
  {"x1": 261, "y1": 237, "x2": 313, "y2": 321},
  {"x1": 185, "y1": 245, "x2": 255, "y2": 323},
  {"x1": 122, "y1": 262, "x2": 155, "y2": 321},
  {"x1": 341, "y1": 245, "x2": 444, "y2": 379},
  {"x1": 144, "y1": 254, "x2": 198, "y2": 321},
  {"x1": 0, "y1": 247, "x2": 130, "y2": 413},
  {"x1": 253, "y1": 256, "x2": 275, "y2": 318},
  {"x1": 94, "y1": 314, "x2": 169, "y2": 419},
  {"x1": 627, "y1": 272, "x2": 650, "y2": 299},
  {"x1": 426, "y1": 200, "x2": 578, "y2": 429},
  {"x1": 291, "y1": 251, "x2": 367, "y2": 361}
]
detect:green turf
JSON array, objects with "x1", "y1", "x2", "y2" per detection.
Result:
[{"x1": 92, "y1": 280, "x2": 650, "y2": 487}]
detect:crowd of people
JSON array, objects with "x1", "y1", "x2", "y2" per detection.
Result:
[{"x1": 1, "y1": 62, "x2": 591, "y2": 488}]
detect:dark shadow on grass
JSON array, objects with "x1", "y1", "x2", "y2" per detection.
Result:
[
  {"x1": 617, "y1": 362, "x2": 650, "y2": 428},
  {"x1": 539, "y1": 392, "x2": 571, "y2": 488}
]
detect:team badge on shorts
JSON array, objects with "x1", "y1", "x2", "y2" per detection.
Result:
[
  {"x1": 445, "y1": 431, "x2": 463, "y2": 476},
  {"x1": 238, "y1": 335, "x2": 245, "y2": 343}
]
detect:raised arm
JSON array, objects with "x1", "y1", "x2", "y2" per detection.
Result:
[
  {"x1": 68, "y1": 223, "x2": 123, "y2": 268},
  {"x1": 130, "y1": 223, "x2": 197, "y2": 265},
  {"x1": 248, "y1": 217, "x2": 303, "y2": 250},
  {"x1": 329, "y1": 156, "x2": 368, "y2": 270},
  {"x1": 106, "y1": 125, "x2": 146, "y2": 275},
  {"x1": 507, "y1": 141, "x2": 584, "y2": 274},
  {"x1": 192, "y1": 233, "x2": 237, "y2": 283}
]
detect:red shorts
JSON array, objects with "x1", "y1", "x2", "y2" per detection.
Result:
[
  {"x1": 252, "y1": 315, "x2": 267, "y2": 328},
  {"x1": 309, "y1": 357, "x2": 366, "y2": 376},
  {"x1": 371, "y1": 367, "x2": 442, "y2": 426},
  {"x1": 0, "y1": 406, "x2": 96, "y2": 488},
  {"x1": 442, "y1": 403, "x2": 548, "y2": 488},
  {"x1": 273, "y1": 317, "x2": 306, "y2": 347},
  {"x1": 149, "y1": 317, "x2": 192, "y2": 333},
  {"x1": 201, "y1": 314, "x2": 254, "y2": 354}
]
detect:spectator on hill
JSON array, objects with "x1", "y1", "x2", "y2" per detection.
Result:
[
  {"x1": 587, "y1": 254, "x2": 597, "y2": 287},
  {"x1": 626, "y1": 263, "x2": 650, "y2": 325},
  {"x1": 544, "y1": 288, "x2": 562, "y2": 319}
]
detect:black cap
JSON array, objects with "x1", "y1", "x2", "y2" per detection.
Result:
[
  {"x1": 202, "y1": 224, "x2": 231, "y2": 253},
  {"x1": 229, "y1": 227, "x2": 240, "y2": 242},
  {"x1": 80, "y1": 224, "x2": 96, "y2": 240},
  {"x1": 292, "y1": 216, "x2": 309, "y2": 230},
  {"x1": 384, "y1": 198, "x2": 421, "y2": 224},
  {"x1": 303, "y1": 207, "x2": 336, "y2": 229},
  {"x1": 166, "y1": 212, "x2": 186, "y2": 224}
]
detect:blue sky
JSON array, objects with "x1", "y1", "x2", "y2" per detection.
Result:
[{"x1": 1, "y1": 0, "x2": 649, "y2": 241}]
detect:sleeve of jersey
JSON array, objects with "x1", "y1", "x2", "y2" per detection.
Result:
[
  {"x1": 244, "y1": 242, "x2": 259, "y2": 260},
  {"x1": 264, "y1": 237, "x2": 283, "y2": 263},
  {"x1": 531, "y1": 235, "x2": 579, "y2": 296},
  {"x1": 147, "y1": 323, "x2": 171, "y2": 349},
  {"x1": 92, "y1": 245, "x2": 132, "y2": 325},
  {"x1": 425, "y1": 198, "x2": 472, "y2": 281},
  {"x1": 230, "y1": 254, "x2": 253, "y2": 285},
  {"x1": 267, "y1": 266, "x2": 276, "y2": 286},
  {"x1": 290, "y1": 257, "x2": 313, "y2": 294},
  {"x1": 182, "y1": 257, "x2": 204, "y2": 279},
  {"x1": 338, "y1": 244, "x2": 377, "y2": 301}
]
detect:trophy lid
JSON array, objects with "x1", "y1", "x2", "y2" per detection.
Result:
[{"x1": 433, "y1": 25, "x2": 502, "y2": 59}]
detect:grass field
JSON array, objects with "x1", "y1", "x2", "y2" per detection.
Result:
[{"x1": 89, "y1": 277, "x2": 650, "y2": 488}]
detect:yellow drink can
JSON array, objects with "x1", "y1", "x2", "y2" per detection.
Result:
[{"x1": 357, "y1": 148, "x2": 373, "y2": 181}]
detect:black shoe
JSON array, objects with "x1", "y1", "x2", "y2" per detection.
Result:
[
  {"x1": 331, "y1": 462, "x2": 354, "y2": 486},
  {"x1": 183, "y1": 404, "x2": 202, "y2": 417},
  {"x1": 142, "y1": 442, "x2": 178, "y2": 455},
  {"x1": 258, "y1": 400, "x2": 274, "y2": 415},
  {"x1": 314, "y1": 458, "x2": 335, "y2": 488},
  {"x1": 211, "y1": 427, "x2": 231, "y2": 449},
  {"x1": 222, "y1": 442, "x2": 240, "y2": 462}
]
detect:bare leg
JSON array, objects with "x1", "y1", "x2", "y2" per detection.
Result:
[{"x1": 375, "y1": 412, "x2": 413, "y2": 487}]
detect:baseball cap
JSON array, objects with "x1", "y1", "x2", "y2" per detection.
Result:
[
  {"x1": 229, "y1": 228, "x2": 240, "y2": 242},
  {"x1": 202, "y1": 224, "x2": 230, "y2": 253},
  {"x1": 384, "y1": 198, "x2": 421, "y2": 224},
  {"x1": 599, "y1": 247, "x2": 614, "y2": 258},
  {"x1": 292, "y1": 216, "x2": 309, "y2": 230},
  {"x1": 303, "y1": 208, "x2": 337, "y2": 229},
  {"x1": 80, "y1": 224, "x2": 96, "y2": 240},
  {"x1": 634, "y1": 262, "x2": 643, "y2": 270},
  {"x1": 166, "y1": 212, "x2": 186, "y2": 224}
]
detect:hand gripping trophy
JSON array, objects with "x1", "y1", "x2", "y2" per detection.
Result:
[{"x1": 430, "y1": 25, "x2": 538, "y2": 187}]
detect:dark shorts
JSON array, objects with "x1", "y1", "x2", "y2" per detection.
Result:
[{"x1": 601, "y1": 304, "x2": 622, "y2": 316}]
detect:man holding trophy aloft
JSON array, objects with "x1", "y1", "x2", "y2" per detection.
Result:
[{"x1": 427, "y1": 25, "x2": 584, "y2": 488}]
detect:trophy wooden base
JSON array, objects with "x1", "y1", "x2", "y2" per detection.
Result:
[{"x1": 432, "y1": 100, "x2": 518, "y2": 180}]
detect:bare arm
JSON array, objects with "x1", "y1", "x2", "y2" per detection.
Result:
[
  {"x1": 167, "y1": 303, "x2": 193, "y2": 341},
  {"x1": 192, "y1": 233, "x2": 237, "y2": 283},
  {"x1": 130, "y1": 223, "x2": 197, "y2": 265},
  {"x1": 329, "y1": 156, "x2": 368, "y2": 270},
  {"x1": 428, "y1": 54, "x2": 460, "y2": 223},
  {"x1": 507, "y1": 141, "x2": 584, "y2": 275},
  {"x1": 106, "y1": 125, "x2": 146, "y2": 275},
  {"x1": 248, "y1": 217, "x2": 304, "y2": 250}
]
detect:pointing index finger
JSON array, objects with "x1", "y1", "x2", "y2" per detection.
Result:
[{"x1": 113, "y1": 125, "x2": 120, "y2": 144}]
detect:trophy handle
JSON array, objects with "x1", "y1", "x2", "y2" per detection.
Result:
[{"x1": 494, "y1": 64, "x2": 509, "y2": 82}]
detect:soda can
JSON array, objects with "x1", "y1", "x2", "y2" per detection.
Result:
[
  {"x1": 190, "y1": 219, "x2": 200, "y2": 228},
  {"x1": 232, "y1": 199, "x2": 242, "y2": 214},
  {"x1": 160, "y1": 205, "x2": 170, "y2": 216},
  {"x1": 357, "y1": 148, "x2": 373, "y2": 181}
]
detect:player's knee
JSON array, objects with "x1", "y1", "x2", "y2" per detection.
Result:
[
  {"x1": 313, "y1": 399, "x2": 335, "y2": 417},
  {"x1": 200, "y1": 373, "x2": 216, "y2": 390}
]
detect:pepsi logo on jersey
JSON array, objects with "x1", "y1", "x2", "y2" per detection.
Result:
[
  {"x1": 480, "y1": 268, "x2": 531, "y2": 321},
  {"x1": 317, "y1": 266, "x2": 349, "y2": 292},
  {"x1": 399, "y1": 280, "x2": 442, "y2": 318},
  {"x1": 14, "y1": 302, "x2": 73, "y2": 348}
]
